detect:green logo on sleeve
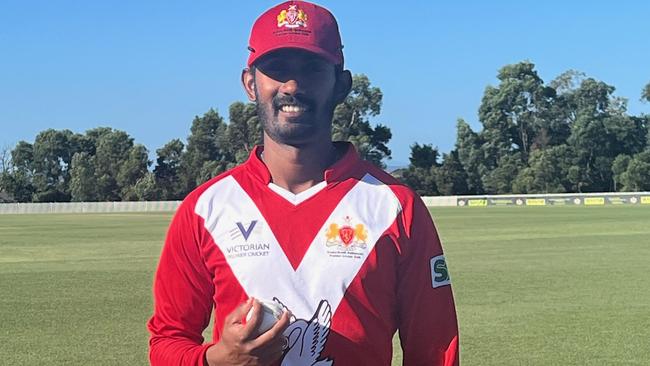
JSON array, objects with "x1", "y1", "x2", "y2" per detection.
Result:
[{"x1": 430, "y1": 255, "x2": 451, "y2": 288}]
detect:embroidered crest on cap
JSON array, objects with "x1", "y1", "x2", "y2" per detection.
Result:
[{"x1": 277, "y1": 4, "x2": 308, "y2": 28}]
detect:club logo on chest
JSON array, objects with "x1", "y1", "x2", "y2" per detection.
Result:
[{"x1": 324, "y1": 216, "x2": 369, "y2": 259}]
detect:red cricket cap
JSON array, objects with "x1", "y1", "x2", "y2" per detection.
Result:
[{"x1": 247, "y1": 1, "x2": 344, "y2": 67}]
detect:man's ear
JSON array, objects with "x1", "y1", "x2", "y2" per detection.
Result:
[
  {"x1": 242, "y1": 68, "x2": 256, "y2": 101},
  {"x1": 334, "y1": 69, "x2": 352, "y2": 104}
]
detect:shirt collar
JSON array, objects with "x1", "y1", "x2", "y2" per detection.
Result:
[{"x1": 244, "y1": 141, "x2": 361, "y2": 185}]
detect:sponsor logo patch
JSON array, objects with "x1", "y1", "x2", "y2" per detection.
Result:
[
  {"x1": 430, "y1": 255, "x2": 451, "y2": 288},
  {"x1": 230, "y1": 220, "x2": 259, "y2": 241},
  {"x1": 225, "y1": 220, "x2": 269, "y2": 259}
]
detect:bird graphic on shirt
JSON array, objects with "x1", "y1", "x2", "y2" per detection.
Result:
[{"x1": 273, "y1": 298, "x2": 333, "y2": 365}]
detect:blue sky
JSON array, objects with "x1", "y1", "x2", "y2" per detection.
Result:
[{"x1": 2, "y1": 0, "x2": 649, "y2": 167}]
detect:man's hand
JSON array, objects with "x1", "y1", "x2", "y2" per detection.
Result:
[{"x1": 205, "y1": 298, "x2": 291, "y2": 366}]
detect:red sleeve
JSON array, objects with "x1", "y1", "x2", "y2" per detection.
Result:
[
  {"x1": 397, "y1": 196, "x2": 459, "y2": 366},
  {"x1": 147, "y1": 200, "x2": 215, "y2": 366}
]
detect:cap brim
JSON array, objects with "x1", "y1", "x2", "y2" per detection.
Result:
[{"x1": 247, "y1": 43, "x2": 342, "y2": 67}]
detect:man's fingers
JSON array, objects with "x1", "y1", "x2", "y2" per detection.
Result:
[
  {"x1": 250, "y1": 310, "x2": 291, "y2": 347},
  {"x1": 257, "y1": 343, "x2": 287, "y2": 365},
  {"x1": 226, "y1": 297, "x2": 254, "y2": 325},
  {"x1": 253, "y1": 334, "x2": 288, "y2": 365},
  {"x1": 270, "y1": 310, "x2": 291, "y2": 336},
  {"x1": 241, "y1": 298, "x2": 263, "y2": 340}
]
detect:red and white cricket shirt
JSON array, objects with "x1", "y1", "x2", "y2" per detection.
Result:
[{"x1": 148, "y1": 142, "x2": 459, "y2": 365}]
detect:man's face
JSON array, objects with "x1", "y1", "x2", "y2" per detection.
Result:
[{"x1": 247, "y1": 49, "x2": 339, "y2": 146}]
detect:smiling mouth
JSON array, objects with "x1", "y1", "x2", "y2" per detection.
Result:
[{"x1": 278, "y1": 104, "x2": 308, "y2": 114}]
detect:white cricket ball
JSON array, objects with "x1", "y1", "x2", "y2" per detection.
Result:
[{"x1": 246, "y1": 299, "x2": 284, "y2": 335}]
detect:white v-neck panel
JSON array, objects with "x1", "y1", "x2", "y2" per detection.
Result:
[{"x1": 267, "y1": 181, "x2": 327, "y2": 205}]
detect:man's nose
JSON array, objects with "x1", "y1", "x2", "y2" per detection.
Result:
[{"x1": 279, "y1": 78, "x2": 300, "y2": 96}]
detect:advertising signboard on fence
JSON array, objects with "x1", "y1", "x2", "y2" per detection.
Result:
[{"x1": 456, "y1": 193, "x2": 650, "y2": 207}]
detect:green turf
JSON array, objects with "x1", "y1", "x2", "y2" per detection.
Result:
[
  {"x1": 0, "y1": 213, "x2": 169, "y2": 365},
  {"x1": 1, "y1": 206, "x2": 649, "y2": 365},
  {"x1": 432, "y1": 206, "x2": 650, "y2": 366}
]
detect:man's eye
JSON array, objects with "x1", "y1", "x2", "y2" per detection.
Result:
[
  {"x1": 265, "y1": 62, "x2": 287, "y2": 71},
  {"x1": 306, "y1": 63, "x2": 328, "y2": 73}
]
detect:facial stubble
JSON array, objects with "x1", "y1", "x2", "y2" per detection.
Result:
[{"x1": 254, "y1": 82, "x2": 337, "y2": 146}]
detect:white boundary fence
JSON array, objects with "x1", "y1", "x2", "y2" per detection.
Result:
[
  {"x1": 1, "y1": 192, "x2": 649, "y2": 214},
  {"x1": 0, "y1": 201, "x2": 182, "y2": 214},
  {"x1": 428, "y1": 191, "x2": 650, "y2": 207}
]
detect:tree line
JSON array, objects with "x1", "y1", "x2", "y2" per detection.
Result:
[
  {"x1": 0, "y1": 75, "x2": 389, "y2": 203},
  {"x1": 1, "y1": 63, "x2": 649, "y2": 203},
  {"x1": 400, "y1": 62, "x2": 650, "y2": 196}
]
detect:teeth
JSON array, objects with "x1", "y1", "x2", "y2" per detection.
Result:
[{"x1": 280, "y1": 105, "x2": 304, "y2": 113}]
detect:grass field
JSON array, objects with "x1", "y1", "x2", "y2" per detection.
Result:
[{"x1": 1, "y1": 206, "x2": 649, "y2": 365}]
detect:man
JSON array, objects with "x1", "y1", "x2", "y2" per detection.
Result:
[{"x1": 148, "y1": 1, "x2": 459, "y2": 365}]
